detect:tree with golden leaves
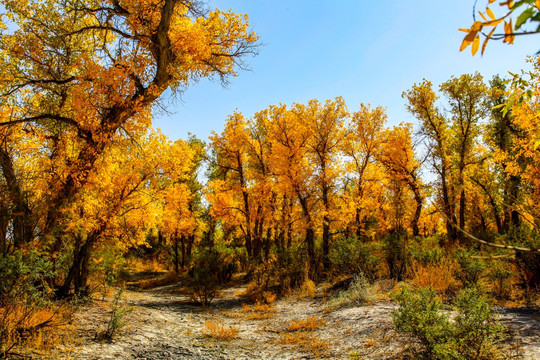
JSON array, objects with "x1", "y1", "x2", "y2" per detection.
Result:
[
  {"x1": 378, "y1": 123, "x2": 425, "y2": 236},
  {"x1": 341, "y1": 104, "x2": 387, "y2": 239},
  {"x1": 0, "y1": 0, "x2": 257, "y2": 295},
  {"x1": 304, "y1": 98, "x2": 348, "y2": 270}
]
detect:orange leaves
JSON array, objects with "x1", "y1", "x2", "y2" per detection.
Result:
[
  {"x1": 168, "y1": 9, "x2": 258, "y2": 83},
  {"x1": 208, "y1": 97, "x2": 428, "y2": 247},
  {"x1": 459, "y1": 20, "x2": 485, "y2": 55},
  {"x1": 503, "y1": 19, "x2": 515, "y2": 44},
  {"x1": 460, "y1": 1, "x2": 540, "y2": 55}
]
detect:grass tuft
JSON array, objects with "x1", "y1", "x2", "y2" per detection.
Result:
[{"x1": 202, "y1": 319, "x2": 239, "y2": 340}]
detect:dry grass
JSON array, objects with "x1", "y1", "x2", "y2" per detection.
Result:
[
  {"x1": 238, "y1": 284, "x2": 277, "y2": 304},
  {"x1": 23, "y1": 323, "x2": 81, "y2": 359},
  {"x1": 278, "y1": 331, "x2": 330, "y2": 357},
  {"x1": 326, "y1": 273, "x2": 375, "y2": 311},
  {"x1": 240, "y1": 302, "x2": 277, "y2": 320},
  {"x1": 410, "y1": 258, "x2": 460, "y2": 297},
  {"x1": 279, "y1": 315, "x2": 329, "y2": 357},
  {"x1": 286, "y1": 316, "x2": 325, "y2": 331},
  {"x1": 202, "y1": 319, "x2": 239, "y2": 340},
  {"x1": 127, "y1": 257, "x2": 169, "y2": 273},
  {"x1": 1, "y1": 302, "x2": 77, "y2": 358},
  {"x1": 298, "y1": 279, "x2": 316, "y2": 299}
]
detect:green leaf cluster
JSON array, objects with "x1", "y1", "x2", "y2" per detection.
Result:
[{"x1": 392, "y1": 287, "x2": 505, "y2": 359}]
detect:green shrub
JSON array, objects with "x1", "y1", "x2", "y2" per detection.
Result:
[
  {"x1": 453, "y1": 249, "x2": 486, "y2": 288},
  {"x1": 487, "y1": 260, "x2": 513, "y2": 299},
  {"x1": 409, "y1": 236, "x2": 445, "y2": 266},
  {"x1": 90, "y1": 247, "x2": 129, "y2": 287},
  {"x1": 253, "y1": 244, "x2": 305, "y2": 294},
  {"x1": 329, "y1": 237, "x2": 381, "y2": 282},
  {"x1": 383, "y1": 228, "x2": 409, "y2": 281},
  {"x1": 392, "y1": 287, "x2": 454, "y2": 358},
  {"x1": 392, "y1": 286, "x2": 505, "y2": 359},
  {"x1": 506, "y1": 227, "x2": 540, "y2": 295},
  {"x1": 326, "y1": 273, "x2": 375, "y2": 310},
  {"x1": 186, "y1": 246, "x2": 237, "y2": 306},
  {"x1": 0, "y1": 249, "x2": 55, "y2": 355},
  {"x1": 454, "y1": 288, "x2": 504, "y2": 359},
  {"x1": 97, "y1": 289, "x2": 134, "y2": 342}
]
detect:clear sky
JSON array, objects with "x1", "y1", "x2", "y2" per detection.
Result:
[{"x1": 152, "y1": 0, "x2": 538, "y2": 141}]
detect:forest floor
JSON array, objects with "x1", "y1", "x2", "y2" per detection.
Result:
[{"x1": 20, "y1": 274, "x2": 540, "y2": 360}]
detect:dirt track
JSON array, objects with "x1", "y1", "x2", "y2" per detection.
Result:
[{"x1": 43, "y1": 280, "x2": 540, "y2": 359}]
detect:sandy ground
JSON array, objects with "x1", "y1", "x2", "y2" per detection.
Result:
[{"x1": 20, "y1": 278, "x2": 540, "y2": 360}]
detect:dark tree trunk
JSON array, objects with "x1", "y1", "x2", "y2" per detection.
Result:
[
  {"x1": 440, "y1": 165, "x2": 457, "y2": 243},
  {"x1": 298, "y1": 194, "x2": 315, "y2": 276},
  {"x1": 322, "y1": 217, "x2": 330, "y2": 271},
  {"x1": 410, "y1": 180, "x2": 423, "y2": 237},
  {"x1": 472, "y1": 178, "x2": 503, "y2": 234},
  {"x1": 264, "y1": 226, "x2": 272, "y2": 262},
  {"x1": 0, "y1": 147, "x2": 34, "y2": 247},
  {"x1": 459, "y1": 187, "x2": 466, "y2": 240},
  {"x1": 322, "y1": 184, "x2": 331, "y2": 271},
  {"x1": 355, "y1": 208, "x2": 362, "y2": 238},
  {"x1": 180, "y1": 235, "x2": 186, "y2": 268},
  {"x1": 186, "y1": 234, "x2": 194, "y2": 263},
  {"x1": 174, "y1": 236, "x2": 180, "y2": 274},
  {"x1": 479, "y1": 205, "x2": 487, "y2": 233},
  {"x1": 57, "y1": 233, "x2": 96, "y2": 298}
]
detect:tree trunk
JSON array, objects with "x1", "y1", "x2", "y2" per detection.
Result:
[
  {"x1": 0, "y1": 147, "x2": 34, "y2": 247},
  {"x1": 355, "y1": 208, "x2": 362, "y2": 238},
  {"x1": 263, "y1": 227, "x2": 269, "y2": 260},
  {"x1": 322, "y1": 182, "x2": 331, "y2": 271},
  {"x1": 409, "y1": 180, "x2": 423, "y2": 237},
  {"x1": 298, "y1": 193, "x2": 315, "y2": 276},
  {"x1": 440, "y1": 165, "x2": 457, "y2": 243},
  {"x1": 180, "y1": 235, "x2": 186, "y2": 268},
  {"x1": 174, "y1": 236, "x2": 180, "y2": 274},
  {"x1": 187, "y1": 234, "x2": 194, "y2": 263},
  {"x1": 57, "y1": 233, "x2": 96, "y2": 298},
  {"x1": 459, "y1": 187, "x2": 466, "y2": 240}
]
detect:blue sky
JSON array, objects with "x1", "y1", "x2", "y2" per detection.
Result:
[{"x1": 153, "y1": 0, "x2": 538, "y2": 141}]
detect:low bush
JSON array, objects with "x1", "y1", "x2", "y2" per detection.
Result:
[
  {"x1": 96, "y1": 289, "x2": 134, "y2": 342},
  {"x1": 383, "y1": 228, "x2": 409, "y2": 281},
  {"x1": 327, "y1": 272, "x2": 375, "y2": 310},
  {"x1": 240, "y1": 302, "x2": 277, "y2": 320},
  {"x1": 278, "y1": 331, "x2": 330, "y2": 358},
  {"x1": 408, "y1": 236, "x2": 445, "y2": 266},
  {"x1": 487, "y1": 260, "x2": 513, "y2": 299},
  {"x1": 453, "y1": 249, "x2": 486, "y2": 288},
  {"x1": 90, "y1": 247, "x2": 129, "y2": 288},
  {"x1": 0, "y1": 249, "x2": 56, "y2": 355},
  {"x1": 202, "y1": 319, "x2": 239, "y2": 340},
  {"x1": 392, "y1": 287, "x2": 453, "y2": 358},
  {"x1": 244, "y1": 245, "x2": 305, "y2": 301},
  {"x1": 392, "y1": 286, "x2": 506, "y2": 359},
  {"x1": 410, "y1": 257, "x2": 459, "y2": 297},
  {"x1": 329, "y1": 237, "x2": 381, "y2": 282},
  {"x1": 453, "y1": 287, "x2": 505, "y2": 359},
  {"x1": 286, "y1": 316, "x2": 325, "y2": 331},
  {"x1": 186, "y1": 246, "x2": 237, "y2": 306}
]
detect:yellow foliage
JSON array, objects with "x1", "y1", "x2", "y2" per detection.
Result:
[
  {"x1": 278, "y1": 331, "x2": 330, "y2": 357},
  {"x1": 240, "y1": 302, "x2": 277, "y2": 320},
  {"x1": 286, "y1": 316, "x2": 326, "y2": 332},
  {"x1": 298, "y1": 279, "x2": 316, "y2": 299},
  {"x1": 410, "y1": 258, "x2": 460, "y2": 297},
  {"x1": 202, "y1": 319, "x2": 239, "y2": 340}
]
